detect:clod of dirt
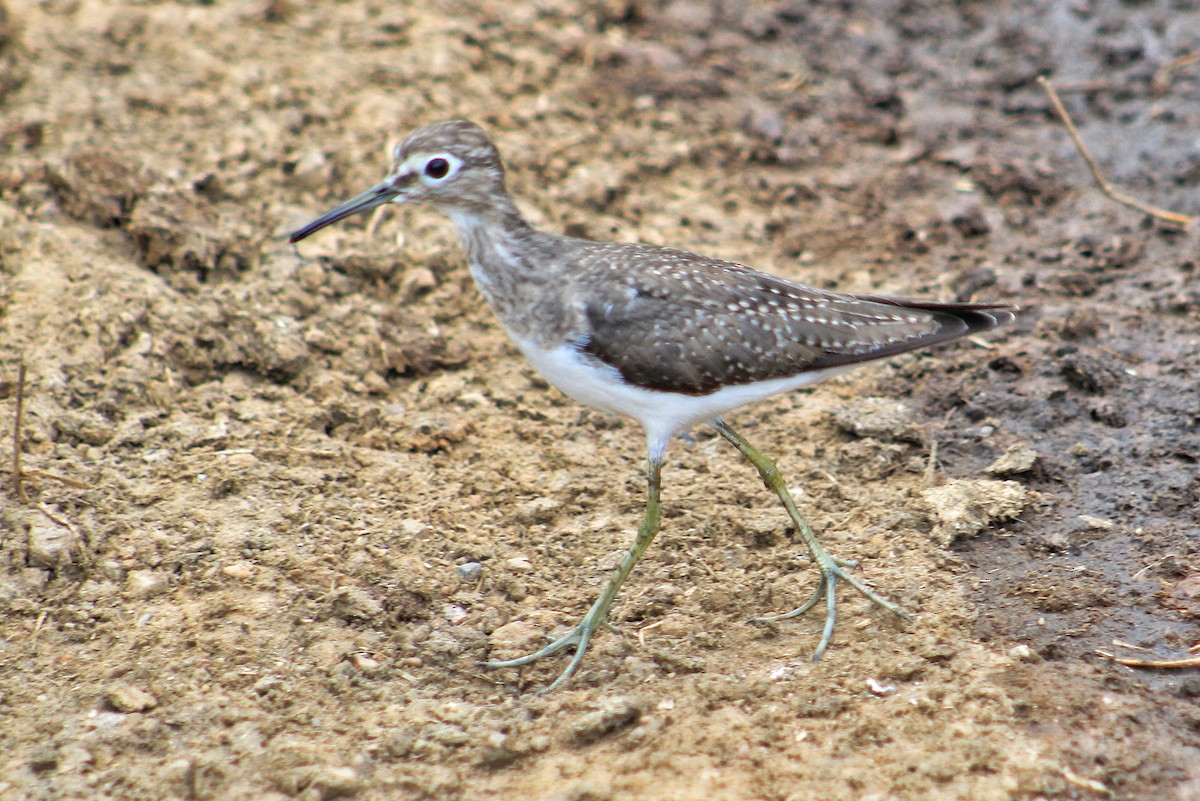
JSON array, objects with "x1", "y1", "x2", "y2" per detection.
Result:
[
  {"x1": 104, "y1": 683, "x2": 157, "y2": 713},
  {"x1": 1168, "y1": 575, "x2": 1200, "y2": 616},
  {"x1": 835, "y1": 438, "x2": 910, "y2": 480},
  {"x1": 1078, "y1": 515, "x2": 1114, "y2": 531},
  {"x1": 230, "y1": 315, "x2": 310, "y2": 380},
  {"x1": 400, "y1": 415, "x2": 473, "y2": 453},
  {"x1": 43, "y1": 149, "x2": 259, "y2": 285},
  {"x1": 277, "y1": 764, "x2": 364, "y2": 800},
  {"x1": 561, "y1": 160, "x2": 627, "y2": 212},
  {"x1": 309, "y1": 765, "x2": 365, "y2": 800},
  {"x1": 951, "y1": 205, "x2": 991, "y2": 238},
  {"x1": 570, "y1": 696, "x2": 642, "y2": 743},
  {"x1": 45, "y1": 151, "x2": 152, "y2": 229},
  {"x1": 289, "y1": 149, "x2": 330, "y2": 190},
  {"x1": 487, "y1": 620, "x2": 547, "y2": 662},
  {"x1": 167, "y1": 311, "x2": 311, "y2": 383},
  {"x1": 399, "y1": 266, "x2": 437, "y2": 302},
  {"x1": 220, "y1": 561, "x2": 255, "y2": 581},
  {"x1": 985, "y1": 442, "x2": 1040, "y2": 476},
  {"x1": 26, "y1": 520, "x2": 78, "y2": 569},
  {"x1": 128, "y1": 192, "x2": 259, "y2": 283},
  {"x1": 26, "y1": 745, "x2": 58, "y2": 774},
  {"x1": 1008, "y1": 644, "x2": 1038, "y2": 662},
  {"x1": 51, "y1": 409, "x2": 116, "y2": 446},
  {"x1": 921, "y1": 478, "x2": 1028, "y2": 547},
  {"x1": 1059, "y1": 353, "x2": 1122, "y2": 395},
  {"x1": 831, "y1": 396, "x2": 922, "y2": 442},
  {"x1": 124, "y1": 569, "x2": 169, "y2": 599},
  {"x1": 1058, "y1": 307, "x2": 1102, "y2": 341}
]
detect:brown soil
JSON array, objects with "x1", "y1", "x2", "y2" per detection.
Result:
[{"x1": 2, "y1": 1, "x2": 1198, "y2": 799}]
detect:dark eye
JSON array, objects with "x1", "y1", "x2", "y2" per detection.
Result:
[{"x1": 424, "y1": 158, "x2": 450, "y2": 179}]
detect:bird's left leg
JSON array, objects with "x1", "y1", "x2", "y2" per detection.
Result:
[{"x1": 711, "y1": 418, "x2": 909, "y2": 660}]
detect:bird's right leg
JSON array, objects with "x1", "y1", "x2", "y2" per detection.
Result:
[{"x1": 481, "y1": 456, "x2": 663, "y2": 693}]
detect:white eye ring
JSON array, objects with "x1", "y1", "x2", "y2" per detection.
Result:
[{"x1": 414, "y1": 153, "x2": 462, "y2": 185}]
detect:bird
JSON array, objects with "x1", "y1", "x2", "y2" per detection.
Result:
[{"x1": 289, "y1": 119, "x2": 1016, "y2": 692}]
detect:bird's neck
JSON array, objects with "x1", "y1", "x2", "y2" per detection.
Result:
[
  {"x1": 443, "y1": 201, "x2": 532, "y2": 274},
  {"x1": 442, "y1": 202, "x2": 574, "y2": 346}
]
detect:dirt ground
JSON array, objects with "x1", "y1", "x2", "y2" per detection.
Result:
[{"x1": 1, "y1": 0, "x2": 1198, "y2": 799}]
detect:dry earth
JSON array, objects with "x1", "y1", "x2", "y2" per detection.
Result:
[{"x1": 1, "y1": 1, "x2": 1198, "y2": 799}]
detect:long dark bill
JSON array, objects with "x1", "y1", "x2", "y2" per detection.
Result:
[{"x1": 288, "y1": 181, "x2": 400, "y2": 243}]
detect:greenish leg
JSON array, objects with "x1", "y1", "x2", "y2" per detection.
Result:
[
  {"x1": 482, "y1": 456, "x2": 663, "y2": 693},
  {"x1": 711, "y1": 418, "x2": 909, "y2": 661}
]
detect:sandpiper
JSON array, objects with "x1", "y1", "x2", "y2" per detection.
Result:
[{"x1": 290, "y1": 119, "x2": 1016, "y2": 692}]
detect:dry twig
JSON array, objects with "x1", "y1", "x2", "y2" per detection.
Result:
[{"x1": 1037, "y1": 75, "x2": 1193, "y2": 227}]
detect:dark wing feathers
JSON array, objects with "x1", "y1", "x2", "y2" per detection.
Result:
[{"x1": 574, "y1": 246, "x2": 1015, "y2": 395}]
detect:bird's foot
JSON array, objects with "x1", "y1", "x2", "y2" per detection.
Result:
[
  {"x1": 480, "y1": 608, "x2": 611, "y2": 693},
  {"x1": 752, "y1": 552, "x2": 909, "y2": 662}
]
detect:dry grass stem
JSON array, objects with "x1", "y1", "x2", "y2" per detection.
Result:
[
  {"x1": 11, "y1": 362, "x2": 29, "y2": 502},
  {"x1": 1096, "y1": 649, "x2": 1200, "y2": 669},
  {"x1": 1152, "y1": 51, "x2": 1200, "y2": 94},
  {"x1": 1037, "y1": 75, "x2": 1193, "y2": 227},
  {"x1": 25, "y1": 470, "x2": 93, "y2": 490}
]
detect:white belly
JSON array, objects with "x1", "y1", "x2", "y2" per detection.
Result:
[{"x1": 512, "y1": 338, "x2": 849, "y2": 461}]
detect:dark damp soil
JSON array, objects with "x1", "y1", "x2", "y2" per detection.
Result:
[{"x1": 1, "y1": 1, "x2": 1198, "y2": 799}]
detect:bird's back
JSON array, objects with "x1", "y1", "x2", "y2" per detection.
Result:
[{"x1": 550, "y1": 238, "x2": 1014, "y2": 396}]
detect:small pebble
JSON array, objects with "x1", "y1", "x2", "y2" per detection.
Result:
[
  {"x1": 504, "y1": 556, "x2": 534, "y2": 573},
  {"x1": 1009, "y1": 644, "x2": 1037, "y2": 662},
  {"x1": 456, "y1": 561, "x2": 483, "y2": 582},
  {"x1": 221, "y1": 562, "x2": 254, "y2": 580},
  {"x1": 398, "y1": 519, "x2": 429, "y2": 537},
  {"x1": 290, "y1": 149, "x2": 329, "y2": 190},
  {"x1": 351, "y1": 653, "x2": 382, "y2": 674}
]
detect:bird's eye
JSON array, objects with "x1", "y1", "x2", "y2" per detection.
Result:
[{"x1": 424, "y1": 158, "x2": 450, "y2": 179}]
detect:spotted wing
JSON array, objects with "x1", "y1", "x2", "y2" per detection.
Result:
[{"x1": 574, "y1": 245, "x2": 1013, "y2": 396}]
